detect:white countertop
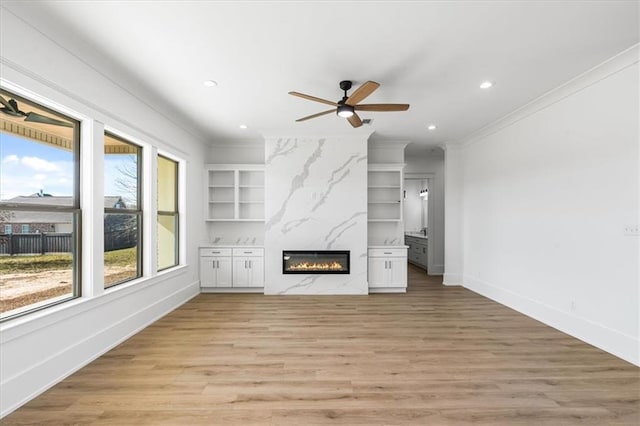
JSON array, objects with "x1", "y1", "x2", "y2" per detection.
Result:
[
  {"x1": 200, "y1": 244, "x2": 264, "y2": 248},
  {"x1": 405, "y1": 232, "x2": 428, "y2": 240},
  {"x1": 369, "y1": 245, "x2": 409, "y2": 249}
]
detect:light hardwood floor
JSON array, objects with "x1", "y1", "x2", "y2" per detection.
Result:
[{"x1": 4, "y1": 265, "x2": 639, "y2": 425}]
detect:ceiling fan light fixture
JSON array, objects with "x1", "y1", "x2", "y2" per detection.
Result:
[{"x1": 337, "y1": 104, "x2": 354, "y2": 118}]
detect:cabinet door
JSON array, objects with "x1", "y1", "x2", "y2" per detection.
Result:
[
  {"x1": 233, "y1": 258, "x2": 250, "y2": 287},
  {"x1": 216, "y1": 257, "x2": 233, "y2": 287},
  {"x1": 200, "y1": 256, "x2": 232, "y2": 288},
  {"x1": 368, "y1": 257, "x2": 389, "y2": 288},
  {"x1": 388, "y1": 258, "x2": 407, "y2": 287},
  {"x1": 419, "y1": 245, "x2": 428, "y2": 268},
  {"x1": 246, "y1": 257, "x2": 264, "y2": 288},
  {"x1": 233, "y1": 256, "x2": 264, "y2": 287},
  {"x1": 199, "y1": 257, "x2": 216, "y2": 287}
]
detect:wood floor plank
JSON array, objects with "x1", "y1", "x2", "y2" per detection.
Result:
[{"x1": 3, "y1": 264, "x2": 638, "y2": 425}]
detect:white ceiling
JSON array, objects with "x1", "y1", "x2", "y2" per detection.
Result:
[{"x1": 5, "y1": 1, "x2": 639, "y2": 148}]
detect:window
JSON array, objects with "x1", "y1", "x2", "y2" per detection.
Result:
[
  {"x1": 104, "y1": 132, "x2": 142, "y2": 288},
  {"x1": 4, "y1": 224, "x2": 12, "y2": 234},
  {"x1": 0, "y1": 88, "x2": 80, "y2": 319},
  {"x1": 157, "y1": 155, "x2": 178, "y2": 270}
]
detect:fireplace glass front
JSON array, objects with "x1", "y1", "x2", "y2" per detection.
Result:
[{"x1": 282, "y1": 250, "x2": 350, "y2": 274}]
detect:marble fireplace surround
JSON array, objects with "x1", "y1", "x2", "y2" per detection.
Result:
[{"x1": 264, "y1": 134, "x2": 370, "y2": 295}]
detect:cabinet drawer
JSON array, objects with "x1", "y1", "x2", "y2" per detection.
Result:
[
  {"x1": 232, "y1": 248, "x2": 264, "y2": 257},
  {"x1": 368, "y1": 248, "x2": 407, "y2": 258},
  {"x1": 200, "y1": 248, "x2": 232, "y2": 256}
]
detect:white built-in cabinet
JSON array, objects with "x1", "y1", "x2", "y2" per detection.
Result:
[
  {"x1": 206, "y1": 164, "x2": 265, "y2": 222},
  {"x1": 232, "y1": 248, "x2": 264, "y2": 288},
  {"x1": 199, "y1": 248, "x2": 233, "y2": 288},
  {"x1": 200, "y1": 247, "x2": 264, "y2": 290},
  {"x1": 367, "y1": 247, "x2": 407, "y2": 292}
]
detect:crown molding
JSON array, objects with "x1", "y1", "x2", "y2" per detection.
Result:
[{"x1": 453, "y1": 43, "x2": 639, "y2": 149}]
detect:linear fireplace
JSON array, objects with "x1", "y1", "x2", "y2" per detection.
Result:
[{"x1": 282, "y1": 250, "x2": 350, "y2": 274}]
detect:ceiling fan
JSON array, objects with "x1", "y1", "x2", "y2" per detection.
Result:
[
  {"x1": 289, "y1": 80, "x2": 409, "y2": 128},
  {"x1": 0, "y1": 94, "x2": 73, "y2": 128}
]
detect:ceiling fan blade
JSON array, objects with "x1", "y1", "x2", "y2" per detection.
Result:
[
  {"x1": 346, "y1": 81, "x2": 380, "y2": 106},
  {"x1": 355, "y1": 103, "x2": 410, "y2": 112},
  {"x1": 347, "y1": 112, "x2": 363, "y2": 128},
  {"x1": 0, "y1": 95, "x2": 17, "y2": 113},
  {"x1": 289, "y1": 92, "x2": 338, "y2": 107},
  {"x1": 24, "y1": 112, "x2": 73, "y2": 127},
  {"x1": 295, "y1": 108, "x2": 335, "y2": 122}
]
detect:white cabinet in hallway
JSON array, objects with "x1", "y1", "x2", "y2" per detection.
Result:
[
  {"x1": 368, "y1": 247, "x2": 408, "y2": 292},
  {"x1": 200, "y1": 247, "x2": 264, "y2": 291},
  {"x1": 232, "y1": 248, "x2": 265, "y2": 288},
  {"x1": 405, "y1": 234, "x2": 428, "y2": 270}
]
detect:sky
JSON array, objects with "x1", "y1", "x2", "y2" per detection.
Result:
[{"x1": 0, "y1": 132, "x2": 135, "y2": 202}]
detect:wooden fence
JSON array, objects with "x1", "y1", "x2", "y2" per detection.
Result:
[
  {"x1": 0, "y1": 233, "x2": 72, "y2": 255},
  {"x1": 0, "y1": 232, "x2": 136, "y2": 255}
]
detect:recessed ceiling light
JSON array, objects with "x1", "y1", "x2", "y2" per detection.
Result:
[
  {"x1": 427, "y1": 124, "x2": 437, "y2": 130},
  {"x1": 479, "y1": 81, "x2": 494, "y2": 89},
  {"x1": 239, "y1": 124, "x2": 248, "y2": 129},
  {"x1": 203, "y1": 80, "x2": 218, "y2": 87}
]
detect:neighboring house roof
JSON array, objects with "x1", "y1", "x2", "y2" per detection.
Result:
[{"x1": 1, "y1": 195, "x2": 126, "y2": 224}]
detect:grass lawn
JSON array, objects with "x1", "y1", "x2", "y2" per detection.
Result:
[{"x1": 0, "y1": 247, "x2": 136, "y2": 273}]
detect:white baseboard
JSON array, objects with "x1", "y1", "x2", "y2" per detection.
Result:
[
  {"x1": 201, "y1": 287, "x2": 264, "y2": 293},
  {"x1": 463, "y1": 275, "x2": 639, "y2": 366},
  {"x1": 442, "y1": 273, "x2": 462, "y2": 286},
  {"x1": 428, "y1": 263, "x2": 444, "y2": 276},
  {"x1": 1, "y1": 280, "x2": 199, "y2": 418},
  {"x1": 369, "y1": 287, "x2": 407, "y2": 293}
]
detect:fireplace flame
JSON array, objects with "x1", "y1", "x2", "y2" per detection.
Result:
[{"x1": 288, "y1": 261, "x2": 344, "y2": 271}]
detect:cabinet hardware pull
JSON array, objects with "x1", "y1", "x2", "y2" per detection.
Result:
[
  {"x1": 249, "y1": 260, "x2": 252, "y2": 268},
  {"x1": 384, "y1": 252, "x2": 392, "y2": 254},
  {"x1": 212, "y1": 251, "x2": 220, "y2": 254}
]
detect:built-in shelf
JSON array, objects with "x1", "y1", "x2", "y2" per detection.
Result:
[
  {"x1": 206, "y1": 165, "x2": 265, "y2": 221},
  {"x1": 368, "y1": 166, "x2": 403, "y2": 222}
]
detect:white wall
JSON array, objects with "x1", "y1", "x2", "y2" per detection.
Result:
[
  {"x1": 0, "y1": 7, "x2": 206, "y2": 416},
  {"x1": 455, "y1": 46, "x2": 639, "y2": 365},
  {"x1": 406, "y1": 147, "x2": 445, "y2": 275},
  {"x1": 206, "y1": 142, "x2": 265, "y2": 164},
  {"x1": 264, "y1": 135, "x2": 369, "y2": 295}
]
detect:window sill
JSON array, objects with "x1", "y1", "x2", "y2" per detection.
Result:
[{"x1": 0, "y1": 264, "x2": 189, "y2": 344}]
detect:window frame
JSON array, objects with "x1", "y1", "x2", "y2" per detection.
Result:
[
  {"x1": 157, "y1": 154, "x2": 179, "y2": 271},
  {"x1": 103, "y1": 131, "x2": 143, "y2": 288},
  {"x1": 0, "y1": 88, "x2": 81, "y2": 321}
]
